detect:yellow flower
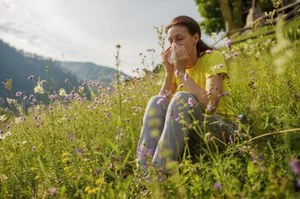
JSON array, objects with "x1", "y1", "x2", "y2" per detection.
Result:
[
  {"x1": 84, "y1": 186, "x2": 91, "y2": 193},
  {"x1": 88, "y1": 188, "x2": 99, "y2": 195},
  {"x1": 61, "y1": 152, "x2": 69, "y2": 158},
  {"x1": 62, "y1": 158, "x2": 70, "y2": 164},
  {"x1": 95, "y1": 177, "x2": 106, "y2": 185}
]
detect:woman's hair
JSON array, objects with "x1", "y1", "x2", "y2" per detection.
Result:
[{"x1": 165, "y1": 15, "x2": 213, "y2": 57}]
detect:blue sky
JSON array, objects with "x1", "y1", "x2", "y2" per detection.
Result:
[{"x1": 0, "y1": 0, "x2": 223, "y2": 76}]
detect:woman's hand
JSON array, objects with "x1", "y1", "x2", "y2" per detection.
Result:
[
  {"x1": 161, "y1": 46, "x2": 174, "y2": 75},
  {"x1": 173, "y1": 43, "x2": 189, "y2": 73}
]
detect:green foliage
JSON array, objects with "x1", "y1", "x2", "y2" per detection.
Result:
[{"x1": 0, "y1": 17, "x2": 300, "y2": 198}]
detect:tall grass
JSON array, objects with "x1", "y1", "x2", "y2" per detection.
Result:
[{"x1": 0, "y1": 17, "x2": 300, "y2": 198}]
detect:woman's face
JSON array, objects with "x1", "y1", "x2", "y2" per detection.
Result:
[{"x1": 167, "y1": 25, "x2": 199, "y2": 57}]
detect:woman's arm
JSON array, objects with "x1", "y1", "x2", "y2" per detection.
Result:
[
  {"x1": 177, "y1": 72, "x2": 223, "y2": 110},
  {"x1": 158, "y1": 73, "x2": 177, "y2": 99}
]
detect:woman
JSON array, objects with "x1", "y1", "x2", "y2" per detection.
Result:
[{"x1": 137, "y1": 16, "x2": 236, "y2": 173}]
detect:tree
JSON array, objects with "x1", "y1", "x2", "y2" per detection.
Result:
[{"x1": 195, "y1": 0, "x2": 252, "y2": 33}]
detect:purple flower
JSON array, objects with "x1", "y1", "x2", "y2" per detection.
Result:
[
  {"x1": 175, "y1": 116, "x2": 180, "y2": 122},
  {"x1": 28, "y1": 75, "x2": 34, "y2": 80},
  {"x1": 225, "y1": 39, "x2": 232, "y2": 48},
  {"x1": 213, "y1": 182, "x2": 222, "y2": 191},
  {"x1": 15, "y1": 91, "x2": 22, "y2": 97},
  {"x1": 289, "y1": 159, "x2": 300, "y2": 175},
  {"x1": 188, "y1": 97, "x2": 193, "y2": 107},
  {"x1": 205, "y1": 49, "x2": 213, "y2": 54},
  {"x1": 157, "y1": 98, "x2": 164, "y2": 105}
]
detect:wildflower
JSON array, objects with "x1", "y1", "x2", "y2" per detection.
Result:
[
  {"x1": 205, "y1": 49, "x2": 213, "y2": 54},
  {"x1": 49, "y1": 187, "x2": 57, "y2": 197},
  {"x1": 211, "y1": 32, "x2": 217, "y2": 41},
  {"x1": 188, "y1": 97, "x2": 193, "y2": 107},
  {"x1": 0, "y1": 114, "x2": 7, "y2": 122},
  {"x1": 95, "y1": 177, "x2": 106, "y2": 185},
  {"x1": 15, "y1": 117, "x2": 25, "y2": 124},
  {"x1": 34, "y1": 81, "x2": 44, "y2": 94},
  {"x1": 28, "y1": 75, "x2": 34, "y2": 80},
  {"x1": 225, "y1": 38, "x2": 232, "y2": 48},
  {"x1": 213, "y1": 182, "x2": 222, "y2": 191},
  {"x1": 157, "y1": 98, "x2": 164, "y2": 105},
  {"x1": 6, "y1": 98, "x2": 17, "y2": 106},
  {"x1": 15, "y1": 91, "x2": 22, "y2": 97},
  {"x1": 289, "y1": 159, "x2": 300, "y2": 175},
  {"x1": 206, "y1": 104, "x2": 214, "y2": 112},
  {"x1": 59, "y1": 88, "x2": 67, "y2": 97}
]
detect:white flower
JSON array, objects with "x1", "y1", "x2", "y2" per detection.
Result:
[
  {"x1": 0, "y1": 114, "x2": 7, "y2": 122},
  {"x1": 6, "y1": 98, "x2": 17, "y2": 106},
  {"x1": 59, "y1": 88, "x2": 67, "y2": 97},
  {"x1": 34, "y1": 81, "x2": 45, "y2": 94}
]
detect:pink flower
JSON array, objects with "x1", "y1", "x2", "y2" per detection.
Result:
[
  {"x1": 213, "y1": 182, "x2": 222, "y2": 191},
  {"x1": 49, "y1": 187, "x2": 57, "y2": 197},
  {"x1": 188, "y1": 97, "x2": 193, "y2": 107},
  {"x1": 15, "y1": 91, "x2": 22, "y2": 97},
  {"x1": 290, "y1": 159, "x2": 300, "y2": 175},
  {"x1": 205, "y1": 49, "x2": 213, "y2": 54}
]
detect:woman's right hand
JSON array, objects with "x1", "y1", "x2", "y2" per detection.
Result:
[{"x1": 161, "y1": 46, "x2": 174, "y2": 75}]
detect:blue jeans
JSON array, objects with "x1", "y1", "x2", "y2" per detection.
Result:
[{"x1": 137, "y1": 91, "x2": 236, "y2": 173}]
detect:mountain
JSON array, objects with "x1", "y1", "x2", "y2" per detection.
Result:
[
  {"x1": 59, "y1": 61, "x2": 130, "y2": 84},
  {"x1": 0, "y1": 39, "x2": 130, "y2": 107}
]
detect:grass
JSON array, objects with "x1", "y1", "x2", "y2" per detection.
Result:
[{"x1": 0, "y1": 17, "x2": 300, "y2": 198}]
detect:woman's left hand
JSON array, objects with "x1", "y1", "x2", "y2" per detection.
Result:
[{"x1": 173, "y1": 43, "x2": 189, "y2": 73}]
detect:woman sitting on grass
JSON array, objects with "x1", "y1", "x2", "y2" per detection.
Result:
[{"x1": 137, "y1": 15, "x2": 236, "y2": 173}]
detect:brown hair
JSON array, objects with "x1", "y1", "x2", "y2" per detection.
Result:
[{"x1": 165, "y1": 15, "x2": 213, "y2": 57}]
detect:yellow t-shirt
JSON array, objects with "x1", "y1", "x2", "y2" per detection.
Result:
[{"x1": 172, "y1": 50, "x2": 235, "y2": 119}]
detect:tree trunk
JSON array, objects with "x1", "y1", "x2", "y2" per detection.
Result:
[
  {"x1": 218, "y1": 0, "x2": 236, "y2": 33},
  {"x1": 232, "y1": 0, "x2": 244, "y2": 29}
]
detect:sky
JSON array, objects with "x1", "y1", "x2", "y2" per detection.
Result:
[{"x1": 0, "y1": 0, "x2": 222, "y2": 76}]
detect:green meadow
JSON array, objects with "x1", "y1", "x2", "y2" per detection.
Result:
[{"x1": 0, "y1": 17, "x2": 300, "y2": 198}]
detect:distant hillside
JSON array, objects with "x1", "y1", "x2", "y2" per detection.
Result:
[
  {"x1": 59, "y1": 61, "x2": 130, "y2": 84},
  {"x1": 0, "y1": 39, "x2": 130, "y2": 107}
]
